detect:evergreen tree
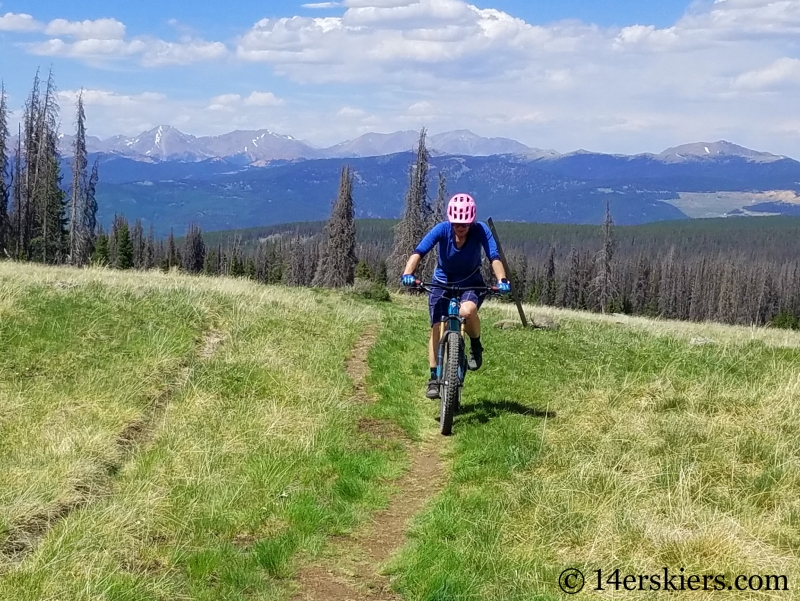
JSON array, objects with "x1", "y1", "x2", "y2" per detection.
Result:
[
  {"x1": 386, "y1": 129, "x2": 432, "y2": 284},
  {"x1": 591, "y1": 200, "x2": 616, "y2": 312},
  {"x1": 0, "y1": 83, "x2": 8, "y2": 258},
  {"x1": 92, "y1": 229, "x2": 109, "y2": 265},
  {"x1": 203, "y1": 248, "x2": 218, "y2": 276},
  {"x1": 167, "y1": 228, "x2": 177, "y2": 268},
  {"x1": 245, "y1": 257, "x2": 257, "y2": 280},
  {"x1": 182, "y1": 223, "x2": 205, "y2": 273},
  {"x1": 355, "y1": 259, "x2": 373, "y2": 281},
  {"x1": 29, "y1": 70, "x2": 67, "y2": 264},
  {"x1": 144, "y1": 225, "x2": 155, "y2": 269},
  {"x1": 285, "y1": 236, "x2": 305, "y2": 286},
  {"x1": 561, "y1": 247, "x2": 580, "y2": 308},
  {"x1": 229, "y1": 251, "x2": 245, "y2": 277},
  {"x1": 376, "y1": 260, "x2": 388, "y2": 285},
  {"x1": 131, "y1": 219, "x2": 144, "y2": 268},
  {"x1": 541, "y1": 246, "x2": 556, "y2": 305},
  {"x1": 115, "y1": 218, "x2": 133, "y2": 269},
  {"x1": 312, "y1": 165, "x2": 357, "y2": 287},
  {"x1": 11, "y1": 127, "x2": 21, "y2": 258},
  {"x1": 433, "y1": 170, "x2": 447, "y2": 225},
  {"x1": 69, "y1": 91, "x2": 93, "y2": 265}
]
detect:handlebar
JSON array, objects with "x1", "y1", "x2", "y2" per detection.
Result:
[{"x1": 413, "y1": 279, "x2": 499, "y2": 294}]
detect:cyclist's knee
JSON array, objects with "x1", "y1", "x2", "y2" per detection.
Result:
[{"x1": 460, "y1": 302, "x2": 478, "y2": 319}]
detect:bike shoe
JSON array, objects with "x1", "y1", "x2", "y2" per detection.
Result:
[
  {"x1": 467, "y1": 344, "x2": 483, "y2": 371},
  {"x1": 426, "y1": 378, "x2": 440, "y2": 399}
]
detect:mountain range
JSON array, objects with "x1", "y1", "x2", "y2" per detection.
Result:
[
  {"x1": 14, "y1": 124, "x2": 794, "y2": 235},
  {"x1": 44, "y1": 125, "x2": 787, "y2": 165},
  {"x1": 46, "y1": 126, "x2": 541, "y2": 162}
]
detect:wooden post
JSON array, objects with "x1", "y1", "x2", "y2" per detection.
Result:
[{"x1": 487, "y1": 217, "x2": 528, "y2": 328}]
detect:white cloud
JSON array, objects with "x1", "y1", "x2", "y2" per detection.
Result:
[
  {"x1": 141, "y1": 39, "x2": 228, "y2": 66},
  {"x1": 12, "y1": 0, "x2": 800, "y2": 157},
  {"x1": 0, "y1": 12, "x2": 41, "y2": 32},
  {"x1": 344, "y1": 0, "x2": 418, "y2": 7},
  {"x1": 59, "y1": 89, "x2": 167, "y2": 107},
  {"x1": 236, "y1": 2, "x2": 547, "y2": 82},
  {"x1": 44, "y1": 18, "x2": 125, "y2": 40},
  {"x1": 207, "y1": 91, "x2": 283, "y2": 111},
  {"x1": 303, "y1": 2, "x2": 341, "y2": 7},
  {"x1": 244, "y1": 91, "x2": 283, "y2": 106},
  {"x1": 734, "y1": 57, "x2": 800, "y2": 89},
  {"x1": 29, "y1": 35, "x2": 227, "y2": 66}
]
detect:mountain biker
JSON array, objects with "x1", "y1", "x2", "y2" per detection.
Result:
[{"x1": 400, "y1": 193, "x2": 511, "y2": 399}]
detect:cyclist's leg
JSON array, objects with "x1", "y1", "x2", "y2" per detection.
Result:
[
  {"x1": 460, "y1": 291, "x2": 484, "y2": 370},
  {"x1": 429, "y1": 324, "x2": 441, "y2": 369},
  {"x1": 427, "y1": 288, "x2": 448, "y2": 398},
  {"x1": 459, "y1": 300, "x2": 480, "y2": 339}
]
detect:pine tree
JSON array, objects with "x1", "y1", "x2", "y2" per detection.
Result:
[
  {"x1": 561, "y1": 247, "x2": 580, "y2": 308},
  {"x1": 30, "y1": 70, "x2": 67, "y2": 264},
  {"x1": 312, "y1": 165, "x2": 357, "y2": 287},
  {"x1": 167, "y1": 228, "x2": 177, "y2": 268},
  {"x1": 131, "y1": 219, "x2": 144, "y2": 268},
  {"x1": 144, "y1": 225, "x2": 155, "y2": 269},
  {"x1": 285, "y1": 236, "x2": 305, "y2": 286},
  {"x1": 541, "y1": 247, "x2": 556, "y2": 305},
  {"x1": 386, "y1": 129, "x2": 432, "y2": 284},
  {"x1": 632, "y1": 255, "x2": 651, "y2": 314},
  {"x1": 69, "y1": 91, "x2": 94, "y2": 265},
  {"x1": 591, "y1": 200, "x2": 616, "y2": 313},
  {"x1": 203, "y1": 248, "x2": 218, "y2": 276},
  {"x1": 433, "y1": 170, "x2": 447, "y2": 225},
  {"x1": 116, "y1": 219, "x2": 133, "y2": 270},
  {"x1": 11, "y1": 127, "x2": 21, "y2": 258},
  {"x1": 355, "y1": 259, "x2": 373, "y2": 281},
  {"x1": 229, "y1": 252, "x2": 245, "y2": 277},
  {"x1": 92, "y1": 229, "x2": 109, "y2": 265},
  {"x1": 182, "y1": 223, "x2": 205, "y2": 273},
  {"x1": 0, "y1": 82, "x2": 9, "y2": 258}
]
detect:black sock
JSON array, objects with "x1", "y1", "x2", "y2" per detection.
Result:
[
  {"x1": 470, "y1": 336, "x2": 482, "y2": 349},
  {"x1": 430, "y1": 367, "x2": 437, "y2": 379}
]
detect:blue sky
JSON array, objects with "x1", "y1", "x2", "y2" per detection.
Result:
[{"x1": 1, "y1": 0, "x2": 799, "y2": 157}]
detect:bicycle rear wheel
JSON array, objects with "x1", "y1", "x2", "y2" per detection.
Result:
[{"x1": 440, "y1": 331, "x2": 462, "y2": 436}]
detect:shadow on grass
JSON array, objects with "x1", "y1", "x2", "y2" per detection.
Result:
[{"x1": 457, "y1": 399, "x2": 556, "y2": 425}]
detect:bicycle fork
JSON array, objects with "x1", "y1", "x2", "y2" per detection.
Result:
[{"x1": 436, "y1": 299, "x2": 467, "y2": 386}]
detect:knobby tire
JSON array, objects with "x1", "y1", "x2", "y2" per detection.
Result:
[{"x1": 440, "y1": 331, "x2": 462, "y2": 436}]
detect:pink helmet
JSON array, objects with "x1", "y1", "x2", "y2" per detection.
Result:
[{"x1": 447, "y1": 193, "x2": 476, "y2": 224}]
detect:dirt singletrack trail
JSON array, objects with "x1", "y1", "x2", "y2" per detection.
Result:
[
  {"x1": 293, "y1": 324, "x2": 446, "y2": 601},
  {"x1": 0, "y1": 328, "x2": 226, "y2": 572}
]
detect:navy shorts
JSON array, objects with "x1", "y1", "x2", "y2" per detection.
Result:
[{"x1": 429, "y1": 287, "x2": 486, "y2": 327}]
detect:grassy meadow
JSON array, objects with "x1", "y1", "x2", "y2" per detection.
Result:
[{"x1": 1, "y1": 263, "x2": 799, "y2": 600}]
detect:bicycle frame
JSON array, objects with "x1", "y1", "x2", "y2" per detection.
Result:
[
  {"x1": 436, "y1": 296, "x2": 467, "y2": 383},
  {"x1": 416, "y1": 280, "x2": 497, "y2": 385},
  {"x1": 414, "y1": 279, "x2": 498, "y2": 435}
]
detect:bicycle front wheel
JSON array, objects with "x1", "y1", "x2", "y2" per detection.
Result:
[{"x1": 440, "y1": 331, "x2": 463, "y2": 436}]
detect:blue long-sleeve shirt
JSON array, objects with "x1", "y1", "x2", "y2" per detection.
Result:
[{"x1": 414, "y1": 221, "x2": 500, "y2": 285}]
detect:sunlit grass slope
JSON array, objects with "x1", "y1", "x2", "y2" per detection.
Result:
[
  {"x1": 3, "y1": 262, "x2": 799, "y2": 601},
  {"x1": 384, "y1": 301, "x2": 800, "y2": 600},
  {"x1": 0, "y1": 264, "x2": 407, "y2": 601}
]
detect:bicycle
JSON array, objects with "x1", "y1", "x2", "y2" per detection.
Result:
[{"x1": 413, "y1": 280, "x2": 499, "y2": 436}]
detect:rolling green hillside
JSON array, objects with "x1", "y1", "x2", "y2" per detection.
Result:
[{"x1": 1, "y1": 263, "x2": 798, "y2": 600}]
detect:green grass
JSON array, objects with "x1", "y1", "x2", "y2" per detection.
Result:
[
  {"x1": 2, "y1": 263, "x2": 799, "y2": 600},
  {"x1": 0, "y1": 264, "x2": 409, "y2": 600},
  {"x1": 378, "y1": 303, "x2": 800, "y2": 600}
]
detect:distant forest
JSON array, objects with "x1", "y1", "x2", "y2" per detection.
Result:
[
  {"x1": 2, "y1": 86, "x2": 799, "y2": 330},
  {"x1": 176, "y1": 215, "x2": 800, "y2": 329}
]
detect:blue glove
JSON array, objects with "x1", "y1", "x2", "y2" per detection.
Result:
[
  {"x1": 498, "y1": 279, "x2": 511, "y2": 295},
  {"x1": 401, "y1": 274, "x2": 416, "y2": 287}
]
